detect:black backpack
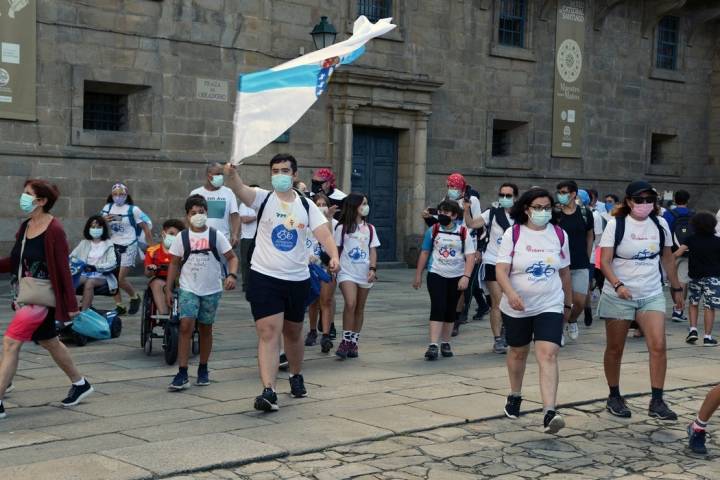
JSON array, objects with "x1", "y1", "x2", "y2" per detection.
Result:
[
  {"x1": 180, "y1": 227, "x2": 222, "y2": 267},
  {"x1": 669, "y1": 209, "x2": 694, "y2": 256},
  {"x1": 613, "y1": 214, "x2": 665, "y2": 260},
  {"x1": 247, "y1": 189, "x2": 310, "y2": 265}
]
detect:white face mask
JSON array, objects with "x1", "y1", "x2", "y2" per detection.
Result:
[
  {"x1": 319, "y1": 206, "x2": 329, "y2": 215},
  {"x1": 359, "y1": 204, "x2": 370, "y2": 217},
  {"x1": 163, "y1": 234, "x2": 176, "y2": 249},
  {"x1": 190, "y1": 213, "x2": 208, "y2": 228}
]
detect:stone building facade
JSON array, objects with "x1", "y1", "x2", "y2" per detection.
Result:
[{"x1": 0, "y1": 0, "x2": 718, "y2": 262}]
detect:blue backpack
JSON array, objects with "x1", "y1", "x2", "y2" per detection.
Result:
[{"x1": 101, "y1": 203, "x2": 145, "y2": 238}]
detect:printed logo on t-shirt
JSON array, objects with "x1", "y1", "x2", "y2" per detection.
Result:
[
  {"x1": 438, "y1": 246, "x2": 458, "y2": 258},
  {"x1": 525, "y1": 259, "x2": 556, "y2": 281},
  {"x1": 272, "y1": 224, "x2": 298, "y2": 252},
  {"x1": 206, "y1": 199, "x2": 226, "y2": 219},
  {"x1": 347, "y1": 247, "x2": 368, "y2": 262},
  {"x1": 630, "y1": 232, "x2": 658, "y2": 241},
  {"x1": 631, "y1": 246, "x2": 658, "y2": 261}
]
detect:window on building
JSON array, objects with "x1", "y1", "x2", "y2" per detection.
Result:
[
  {"x1": 358, "y1": 0, "x2": 392, "y2": 23},
  {"x1": 491, "y1": 119, "x2": 528, "y2": 158},
  {"x1": 492, "y1": 129, "x2": 510, "y2": 157},
  {"x1": 498, "y1": 0, "x2": 526, "y2": 48},
  {"x1": 83, "y1": 91, "x2": 128, "y2": 131},
  {"x1": 656, "y1": 16, "x2": 679, "y2": 71},
  {"x1": 650, "y1": 133, "x2": 678, "y2": 165}
]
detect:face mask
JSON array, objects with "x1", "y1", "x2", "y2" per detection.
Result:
[
  {"x1": 605, "y1": 202, "x2": 614, "y2": 212},
  {"x1": 631, "y1": 203, "x2": 654, "y2": 219},
  {"x1": 499, "y1": 197, "x2": 514, "y2": 209},
  {"x1": 529, "y1": 210, "x2": 552, "y2": 227},
  {"x1": 437, "y1": 214, "x2": 453, "y2": 227},
  {"x1": 210, "y1": 175, "x2": 224, "y2": 188},
  {"x1": 113, "y1": 195, "x2": 127, "y2": 206},
  {"x1": 89, "y1": 227, "x2": 103, "y2": 239},
  {"x1": 190, "y1": 213, "x2": 208, "y2": 228},
  {"x1": 311, "y1": 180, "x2": 325, "y2": 194},
  {"x1": 272, "y1": 174, "x2": 293, "y2": 193},
  {"x1": 163, "y1": 234, "x2": 176, "y2": 249},
  {"x1": 447, "y1": 189, "x2": 461, "y2": 201},
  {"x1": 556, "y1": 193, "x2": 570, "y2": 205},
  {"x1": 319, "y1": 206, "x2": 329, "y2": 215},
  {"x1": 19, "y1": 193, "x2": 36, "y2": 213},
  {"x1": 359, "y1": 205, "x2": 370, "y2": 217}
]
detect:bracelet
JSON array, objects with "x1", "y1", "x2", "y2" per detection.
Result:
[
  {"x1": 463, "y1": 275, "x2": 471, "y2": 280},
  {"x1": 369, "y1": 267, "x2": 377, "y2": 272},
  {"x1": 613, "y1": 281, "x2": 624, "y2": 291},
  {"x1": 670, "y1": 287, "x2": 683, "y2": 293},
  {"x1": 227, "y1": 273, "x2": 238, "y2": 279},
  {"x1": 564, "y1": 304, "x2": 572, "y2": 310}
]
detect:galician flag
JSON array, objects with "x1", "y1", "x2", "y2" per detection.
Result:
[{"x1": 230, "y1": 16, "x2": 396, "y2": 164}]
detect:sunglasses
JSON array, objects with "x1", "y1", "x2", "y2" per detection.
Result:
[
  {"x1": 631, "y1": 196, "x2": 657, "y2": 204},
  {"x1": 498, "y1": 194, "x2": 514, "y2": 199}
]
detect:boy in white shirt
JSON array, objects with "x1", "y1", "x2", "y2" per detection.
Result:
[{"x1": 165, "y1": 195, "x2": 239, "y2": 390}]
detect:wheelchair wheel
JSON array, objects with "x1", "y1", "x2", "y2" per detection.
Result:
[
  {"x1": 140, "y1": 291, "x2": 152, "y2": 348},
  {"x1": 110, "y1": 317, "x2": 122, "y2": 339},
  {"x1": 72, "y1": 331, "x2": 88, "y2": 347},
  {"x1": 191, "y1": 330, "x2": 200, "y2": 356},
  {"x1": 164, "y1": 324, "x2": 179, "y2": 365},
  {"x1": 144, "y1": 335, "x2": 153, "y2": 356}
]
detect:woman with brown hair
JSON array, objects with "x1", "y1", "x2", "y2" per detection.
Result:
[{"x1": 0, "y1": 180, "x2": 93, "y2": 419}]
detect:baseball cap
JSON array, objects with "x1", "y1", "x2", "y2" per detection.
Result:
[{"x1": 625, "y1": 180, "x2": 657, "y2": 196}]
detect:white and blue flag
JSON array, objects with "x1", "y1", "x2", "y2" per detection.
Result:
[{"x1": 230, "y1": 16, "x2": 396, "y2": 164}]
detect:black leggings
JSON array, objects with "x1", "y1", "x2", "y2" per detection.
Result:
[{"x1": 427, "y1": 272, "x2": 461, "y2": 323}]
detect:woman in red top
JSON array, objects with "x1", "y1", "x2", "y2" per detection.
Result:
[{"x1": 0, "y1": 180, "x2": 93, "y2": 419}]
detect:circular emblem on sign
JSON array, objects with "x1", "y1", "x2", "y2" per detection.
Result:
[
  {"x1": 563, "y1": 126, "x2": 571, "y2": 136},
  {"x1": 0, "y1": 69, "x2": 9, "y2": 87},
  {"x1": 561, "y1": 111, "x2": 567, "y2": 121},
  {"x1": 556, "y1": 39, "x2": 582, "y2": 83}
]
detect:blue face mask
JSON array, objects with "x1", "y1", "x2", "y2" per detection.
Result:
[
  {"x1": 557, "y1": 193, "x2": 570, "y2": 205},
  {"x1": 89, "y1": 227, "x2": 104, "y2": 239},
  {"x1": 447, "y1": 189, "x2": 461, "y2": 201},
  {"x1": 210, "y1": 175, "x2": 224, "y2": 188},
  {"x1": 20, "y1": 193, "x2": 36, "y2": 213},
  {"x1": 530, "y1": 210, "x2": 552, "y2": 227},
  {"x1": 605, "y1": 202, "x2": 614, "y2": 212},
  {"x1": 499, "y1": 197, "x2": 514, "y2": 209},
  {"x1": 272, "y1": 174, "x2": 293, "y2": 193}
]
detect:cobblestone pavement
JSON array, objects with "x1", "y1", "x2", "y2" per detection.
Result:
[
  {"x1": 172, "y1": 388, "x2": 719, "y2": 480},
  {"x1": 1, "y1": 270, "x2": 719, "y2": 479}
]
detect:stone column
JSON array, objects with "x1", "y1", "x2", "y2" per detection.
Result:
[
  {"x1": 412, "y1": 112, "x2": 429, "y2": 235},
  {"x1": 339, "y1": 107, "x2": 355, "y2": 193}
]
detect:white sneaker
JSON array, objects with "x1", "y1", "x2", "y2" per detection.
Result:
[
  {"x1": 5, "y1": 383, "x2": 14, "y2": 394},
  {"x1": 560, "y1": 334, "x2": 566, "y2": 347},
  {"x1": 567, "y1": 322, "x2": 579, "y2": 340}
]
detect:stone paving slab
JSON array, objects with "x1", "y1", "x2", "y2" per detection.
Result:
[
  {"x1": 334, "y1": 404, "x2": 465, "y2": 434},
  {"x1": 0, "y1": 454, "x2": 150, "y2": 480}
]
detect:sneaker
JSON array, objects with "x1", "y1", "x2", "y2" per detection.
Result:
[
  {"x1": 115, "y1": 304, "x2": 127, "y2": 315},
  {"x1": 688, "y1": 424, "x2": 708, "y2": 454},
  {"x1": 196, "y1": 368, "x2": 210, "y2": 386},
  {"x1": 254, "y1": 387, "x2": 279, "y2": 412},
  {"x1": 703, "y1": 337, "x2": 718, "y2": 347},
  {"x1": 504, "y1": 395, "x2": 522, "y2": 419},
  {"x1": 671, "y1": 310, "x2": 685, "y2": 323},
  {"x1": 686, "y1": 329, "x2": 699, "y2": 344},
  {"x1": 451, "y1": 322, "x2": 460, "y2": 337},
  {"x1": 440, "y1": 342, "x2": 454, "y2": 357},
  {"x1": 168, "y1": 372, "x2": 189, "y2": 391},
  {"x1": 493, "y1": 337, "x2": 507, "y2": 354},
  {"x1": 61, "y1": 380, "x2": 94, "y2": 406},
  {"x1": 289, "y1": 374, "x2": 307, "y2": 398},
  {"x1": 584, "y1": 306, "x2": 593, "y2": 326},
  {"x1": 348, "y1": 343, "x2": 359, "y2": 358},
  {"x1": 543, "y1": 410, "x2": 565, "y2": 434},
  {"x1": 335, "y1": 340, "x2": 351, "y2": 360},
  {"x1": 320, "y1": 335, "x2": 333, "y2": 354},
  {"x1": 128, "y1": 295, "x2": 142, "y2": 315},
  {"x1": 606, "y1": 395, "x2": 632, "y2": 418},
  {"x1": 567, "y1": 322, "x2": 579, "y2": 340},
  {"x1": 561, "y1": 334, "x2": 566, "y2": 347},
  {"x1": 424, "y1": 344, "x2": 439, "y2": 361},
  {"x1": 0, "y1": 401, "x2": 5, "y2": 419},
  {"x1": 649, "y1": 398, "x2": 678, "y2": 421},
  {"x1": 5, "y1": 382, "x2": 14, "y2": 394},
  {"x1": 279, "y1": 353, "x2": 289, "y2": 371},
  {"x1": 329, "y1": 323, "x2": 337, "y2": 340},
  {"x1": 304, "y1": 329, "x2": 318, "y2": 347}
]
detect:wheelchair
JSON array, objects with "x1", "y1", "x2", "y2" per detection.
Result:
[{"x1": 140, "y1": 272, "x2": 199, "y2": 365}]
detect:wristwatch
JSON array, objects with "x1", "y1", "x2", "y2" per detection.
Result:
[
  {"x1": 227, "y1": 273, "x2": 238, "y2": 280},
  {"x1": 613, "y1": 281, "x2": 625, "y2": 291},
  {"x1": 564, "y1": 304, "x2": 573, "y2": 310}
]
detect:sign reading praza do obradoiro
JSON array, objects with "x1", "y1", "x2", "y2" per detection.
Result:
[
  {"x1": 0, "y1": 0, "x2": 36, "y2": 121},
  {"x1": 552, "y1": 0, "x2": 585, "y2": 158}
]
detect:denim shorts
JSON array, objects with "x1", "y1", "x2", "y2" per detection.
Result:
[
  {"x1": 597, "y1": 292, "x2": 666, "y2": 321},
  {"x1": 178, "y1": 289, "x2": 222, "y2": 325},
  {"x1": 688, "y1": 277, "x2": 720, "y2": 310},
  {"x1": 571, "y1": 268, "x2": 590, "y2": 294}
]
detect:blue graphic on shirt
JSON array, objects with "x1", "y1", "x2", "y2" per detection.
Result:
[
  {"x1": 631, "y1": 249, "x2": 656, "y2": 261},
  {"x1": 272, "y1": 225, "x2": 298, "y2": 252},
  {"x1": 347, "y1": 247, "x2": 368, "y2": 262},
  {"x1": 438, "y1": 246, "x2": 457, "y2": 258},
  {"x1": 525, "y1": 261, "x2": 555, "y2": 279},
  {"x1": 313, "y1": 243, "x2": 323, "y2": 257}
]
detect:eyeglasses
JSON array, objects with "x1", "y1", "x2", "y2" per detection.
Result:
[
  {"x1": 529, "y1": 205, "x2": 553, "y2": 212},
  {"x1": 631, "y1": 196, "x2": 657, "y2": 204},
  {"x1": 498, "y1": 194, "x2": 514, "y2": 199}
]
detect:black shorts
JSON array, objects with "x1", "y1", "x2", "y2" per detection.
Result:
[
  {"x1": 483, "y1": 264, "x2": 496, "y2": 282},
  {"x1": 502, "y1": 311, "x2": 563, "y2": 347},
  {"x1": 33, "y1": 307, "x2": 57, "y2": 342},
  {"x1": 427, "y1": 272, "x2": 461, "y2": 323},
  {"x1": 246, "y1": 270, "x2": 310, "y2": 323}
]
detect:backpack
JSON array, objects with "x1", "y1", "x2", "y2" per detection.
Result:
[
  {"x1": 102, "y1": 203, "x2": 146, "y2": 240},
  {"x1": 669, "y1": 208, "x2": 694, "y2": 256},
  {"x1": 247, "y1": 189, "x2": 310, "y2": 265},
  {"x1": 612, "y1": 214, "x2": 666, "y2": 260},
  {"x1": 510, "y1": 223, "x2": 566, "y2": 269},
  {"x1": 180, "y1": 227, "x2": 222, "y2": 267},
  {"x1": 336, "y1": 222, "x2": 375, "y2": 252},
  {"x1": 431, "y1": 223, "x2": 468, "y2": 253}
]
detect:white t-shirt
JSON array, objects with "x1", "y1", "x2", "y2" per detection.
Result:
[
  {"x1": 328, "y1": 188, "x2": 347, "y2": 202},
  {"x1": 480, "y1": 208, "x2": 514, "y2": 265},
  {"x1": 307, "y1": 218, "x2": 338, "y2": 259},
  {"x1": 84, "y1": 241, "x2": 111, "y2": 279},
  {"x1": 103, "y1": 203, "x2": 145, "y2": 246},
  {"x1": 169, "y1": 228, "x2": 232, "y2": 296},
  {"x1": 250, "y1": 189, "x2": 328, "y2": 281},
  {"x1": 335, "y1": 222, "x2": 381, "y2": 285},
  {"x1": 599, "y1": 216, "x2": 672, "y2": 300},
  {"x1": 589, "y1": 210, "x2": 604, "y2": 263},
  {"x1": 239, "y1": 202, "x2": 258, "y2": 239},
  {"x1": 496, "y1": 224, "x2": 571, "y2": 318},
  {"x1": 190, "y1": 186, "x2": 239, "y2": 240},
  {"x1": 427, "y1": 225, "x2": 476, "y2": 278}
]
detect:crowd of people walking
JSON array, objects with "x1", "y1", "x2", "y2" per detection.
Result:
[{"x1": 0, "y1": 156, "x2": 719, "y2": 454}]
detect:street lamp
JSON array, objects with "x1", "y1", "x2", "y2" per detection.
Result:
[{"x1": 310, "y1": 16, "x2": 337, "y2": 50}]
